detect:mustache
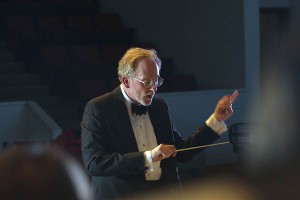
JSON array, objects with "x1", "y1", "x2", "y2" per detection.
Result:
[{"x1": 145, "y1": 92, "x2": 154, "y2": 96}]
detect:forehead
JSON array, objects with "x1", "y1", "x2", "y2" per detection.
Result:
[{"x1": 134, "y1": 58, "x2": 159, "y2": 78}]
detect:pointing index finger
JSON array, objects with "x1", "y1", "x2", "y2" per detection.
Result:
[{"x1": 230, "y1": 90, "x2": 239, "y2": 103}]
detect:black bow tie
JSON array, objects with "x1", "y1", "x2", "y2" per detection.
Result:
[{"x1": 131, "y1": 104, "x2": 148, "y2": 115}]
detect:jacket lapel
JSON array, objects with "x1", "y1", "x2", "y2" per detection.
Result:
[
  {"x1": 109, "y1": 88, "x2": 172, "y2": 151},
  {"x1": 148, "y1": 99, "x2": 166, "y2": 145},
  {"x1": 110, "y1": 87, "x2": 139, "y2": 152}
]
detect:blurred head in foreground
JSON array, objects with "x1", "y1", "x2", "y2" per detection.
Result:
[
  {"x1": 240, "y1": 19, "x2": 300, "y2": 200},
  {"x1": 129, "y1": 175, "x2": 260, "y2": 200},
  {"x1": 0, "y1": 145, "x2": 92, "y2": 200},
  {"x1": 244, "y1": 22, "x2": 300, "y2": 174}
]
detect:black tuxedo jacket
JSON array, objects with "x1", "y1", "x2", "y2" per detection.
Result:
[{"x1": 81, "y1": 86, "x2": 220, "y2": 199}]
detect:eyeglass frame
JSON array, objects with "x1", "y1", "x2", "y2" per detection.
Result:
[{"x1": 132, "y1": 76, "x2": 164, "y2": 89}]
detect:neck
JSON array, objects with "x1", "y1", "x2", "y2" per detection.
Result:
[{"x1": 121, "y1": 84, "x2": 139, "y2": 104}]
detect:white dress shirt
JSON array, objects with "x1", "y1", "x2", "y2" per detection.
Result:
[{"x1": 120, "y1": 85, "x2": 161, "y2": 180}]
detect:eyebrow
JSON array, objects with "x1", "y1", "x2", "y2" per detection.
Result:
[{"x1": 138, "y1": 76, "x2": 160, "y2": 80}]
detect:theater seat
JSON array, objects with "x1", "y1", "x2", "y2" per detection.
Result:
[
  {"x1": 79, "y1": 79, "x2": 108, "y2": 100},
  {"x1": 71, "y1": 44, "x2": 102, "y2": 65},
  {"x1": 53, "y1": 131, "x2": 82, "y2": 164}
]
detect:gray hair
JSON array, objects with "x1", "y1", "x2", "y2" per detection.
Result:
[{"x1": 117, "y1": 47, "x2": 161, "y2": 79}]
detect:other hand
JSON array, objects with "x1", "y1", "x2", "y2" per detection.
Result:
[{"x1": 151, "y1": 144, "x2": 177, "y2": 162}]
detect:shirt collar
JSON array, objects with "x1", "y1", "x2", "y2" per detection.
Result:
[
  {"x1": 120, "y1": 84, "x2": 133, "y2": 103},
  {"x1": 120, "y1": 84, "x2": 134, "y2": 113}
]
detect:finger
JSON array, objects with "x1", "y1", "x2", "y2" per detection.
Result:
[
  {"x1": 225, "y1": 107, "x2": 233, "y2": 115},
  {"x1": 157, "y1": 154, "x2": 164, "y2": 161},
  {"x1": 162, "y1": 152, "x2": 170, "y2": 158},
  {"x1": 172, "y1": 151, "x2": 177, "y2": 157},
  {"x1": 229, "y1": 90, "x2": 239, "y2": 103}
]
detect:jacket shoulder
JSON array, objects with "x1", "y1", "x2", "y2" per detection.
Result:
[{"x1": 151, "y1": 97, "x2": 168, "y2": 112}]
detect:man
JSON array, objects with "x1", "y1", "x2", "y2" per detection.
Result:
[{"x1": 81, "y1": 47, "x2": 238, "y2": 199}]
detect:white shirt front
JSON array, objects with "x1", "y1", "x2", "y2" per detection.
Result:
[{"x1": 120, "y1": 85, "x2": 161, "y2": 180}]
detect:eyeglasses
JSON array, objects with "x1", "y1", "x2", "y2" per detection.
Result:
[{"x1": 133, "y1": 76, "x2": 164, "y2": 89}]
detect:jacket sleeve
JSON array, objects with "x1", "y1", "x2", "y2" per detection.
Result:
[
  {"x1": 173, "y1": 123, "x2": 220, "y2": 163},
  {"x1": 81, "y1": 101, "x2": 146, "y2": 177}
]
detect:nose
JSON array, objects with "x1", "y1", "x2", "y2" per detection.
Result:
[{"x1": 150, "y1": 83, "x2": 157, "y2": 93}]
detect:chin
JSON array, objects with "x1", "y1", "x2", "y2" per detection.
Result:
[{"x1": 141, "y1": 99, "x2": 152, "y2": 106}]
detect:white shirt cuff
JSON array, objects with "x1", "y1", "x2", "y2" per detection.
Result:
[
  {"x1": 144, "y1": 151, "x2": 154, "y2": 172},
  {"x1": 205, "y1": 114, "x2": 227, "y2": 135}
]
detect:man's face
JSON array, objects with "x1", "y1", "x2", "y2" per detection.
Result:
[{"x1": 126, "y1": 58, "x2": 160, "y2": 106}]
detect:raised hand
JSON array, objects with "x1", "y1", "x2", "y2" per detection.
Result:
[{"x1": 213, "y1": 90, "x2": 239, "y2": 122}]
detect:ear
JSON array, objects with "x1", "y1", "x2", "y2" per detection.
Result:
[{"x1": 121, "y1": 76, "x2": 130, "y2": 88}]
